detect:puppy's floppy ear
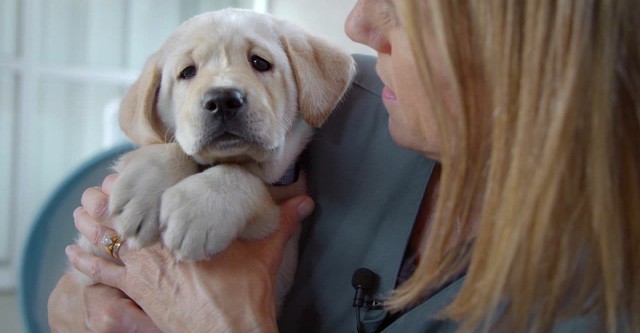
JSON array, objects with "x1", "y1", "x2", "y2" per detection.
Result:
[
  {"x1": 119, "y1": 52, "x2": 166, "y2": 145},
  {"x1": 280, "y1": 26, "x2": 356, "y2": 128}
]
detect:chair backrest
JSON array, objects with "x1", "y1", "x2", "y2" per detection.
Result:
[{"x1": 19, "y1": 143, "x2": 134, "y2": 333}]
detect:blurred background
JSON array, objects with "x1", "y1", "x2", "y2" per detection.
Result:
[{"x1": 0, "y1": 0, "x2": 372, "y2": 331}]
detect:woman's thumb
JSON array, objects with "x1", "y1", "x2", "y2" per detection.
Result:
[{"x1": 278, "y1": 195, "x2": 315, "y2": 240}]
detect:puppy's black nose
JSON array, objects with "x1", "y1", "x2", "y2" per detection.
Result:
[{"x1": 202, "y1": 88, "x2": 244, "y2": 120}]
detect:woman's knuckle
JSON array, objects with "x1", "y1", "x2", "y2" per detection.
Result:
[
  {"x1": 99, "y1": 301, "x2": 136, "y2": 333},
  {"x1": 89, "y1": 308, "x2": 115, "y2": 333},
  {"x1": 81, "y1": 187, "x2": 110, "y2": 219},
  {"x1": 88, "y1": 261, "x2": 103, "y2": 281},
  {"x1": 96, "y1": 316, "x2": 119, "y2": 333},
  {"x1": 104, "y1": 303, "x2": 123, "y2": 320},
  {"x1": 91, "y1": 227, "x2": 104, "y2": 246},
  {"x1": 94, "y1": 197, "x2": 110, "y2": 219}
]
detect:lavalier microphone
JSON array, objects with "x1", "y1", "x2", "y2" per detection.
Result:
[{"x1": 351, "y1": 268, "x2": 385, "y2": 333}]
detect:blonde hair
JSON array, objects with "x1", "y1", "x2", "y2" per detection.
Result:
[{"x1": 387, "y1": 1, "x2": 640, "y2": 332}]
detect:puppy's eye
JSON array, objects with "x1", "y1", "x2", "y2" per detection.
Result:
[
  {"x1": 179, "y1": 65, "x2": 197, "y2": 79},
  {"x1": 251, "y1": 55, "x2": 272, "y2": 72}
]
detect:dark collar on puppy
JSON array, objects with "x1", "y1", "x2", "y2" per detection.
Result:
[{"x1": 272, "y1": 163, "x2": 300, "y2": 186}]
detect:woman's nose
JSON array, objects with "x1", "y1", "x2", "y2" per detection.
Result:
[
  {"x1": 345, "y1": 0, "x2": 391, "y2": 54},
  {"x1": 345, "y1": 0, "x2": 368, "y2": 46}
]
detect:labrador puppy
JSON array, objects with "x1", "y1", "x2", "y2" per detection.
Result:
[{"x1": 75, "y1": 8, "x2": 355, "y2": 309}]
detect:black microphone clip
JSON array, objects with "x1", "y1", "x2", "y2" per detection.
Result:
[
  {"x1": 351, "y1": 267, "x2": 385, "y2": 309},
  {"x1": 352, "y1": 268, "x2": 385, "y2": 333}
]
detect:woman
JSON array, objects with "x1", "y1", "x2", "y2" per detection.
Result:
[
  {"x1": 347, "y1": 1, "x2": 639, "y2": 332},
  {"x1": 50, "y1": 0, "x2": 639, "y2": 332}
]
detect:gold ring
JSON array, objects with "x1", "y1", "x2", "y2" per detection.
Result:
[{"x1": 100, "y1": 234, "x2": 123, "y2": 260}]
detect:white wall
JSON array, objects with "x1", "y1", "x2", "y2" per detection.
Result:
[{"x1": 269, "y1": 0, "x2": 374, "y2": 56}]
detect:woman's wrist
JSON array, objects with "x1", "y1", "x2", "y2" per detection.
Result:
[
  {"x1": 165, "y1": 264, "x2": 279, "y2": 333},
  {"x1": 238, "y1": 306, "x2": 278, "y2": 333},
  {"x1": 221, "y1": 282, "x2": 279, "y2": 333}
]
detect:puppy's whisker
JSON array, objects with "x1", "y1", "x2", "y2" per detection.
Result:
[{"x1": 162, "y1": 129, "x2": 175, "y2": 144}]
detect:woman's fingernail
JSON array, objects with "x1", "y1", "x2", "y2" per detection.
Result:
[
  {"x1": 65, "y1": 245, "x2": 73, "y2": 256},
  {"x1": 72, "y1": 207, "x2": 82, "y2": 218},
  {"x1": 296, "y1": 198, "x2": 315, "y2": 218}
]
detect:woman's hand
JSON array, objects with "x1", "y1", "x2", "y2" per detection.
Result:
[
  {"x1": 48, "y1": 174, "x2": 161, "y2": 333},
  {"x1": 48, "y1": 273, "x2": 161, "y2": 333},
  {"x1": 65, "y1": 173, "x2": 315, "y2": 332}
]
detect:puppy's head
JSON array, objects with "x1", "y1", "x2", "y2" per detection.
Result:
[{"x1": 120, "y1": 9, "x2": 355, "y2": 165}]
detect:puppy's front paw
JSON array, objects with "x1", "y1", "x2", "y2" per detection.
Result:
[
  {"x1": 110, "y1": 144, "x2": 198, "y2": 247},
  {"x1": 160, "y1": 164, "x2": 279, "y2": 260}
]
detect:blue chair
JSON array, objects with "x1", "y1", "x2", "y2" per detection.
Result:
[{"x1": 19, "y1": 143, "x2": 134, "y2": 333}]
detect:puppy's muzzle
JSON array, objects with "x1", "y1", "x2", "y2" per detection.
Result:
[{"x1": 202, "y1": 88, "x2": 245, "y2": 121}]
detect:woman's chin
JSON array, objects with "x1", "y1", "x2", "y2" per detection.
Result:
[{"x1": 388, "y1": 120, "x2": 441, "y2": 161}]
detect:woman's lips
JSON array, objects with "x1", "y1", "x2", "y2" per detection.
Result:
[{"x1": 382, "y1": 86, "x2": 397, "y2": 102}]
